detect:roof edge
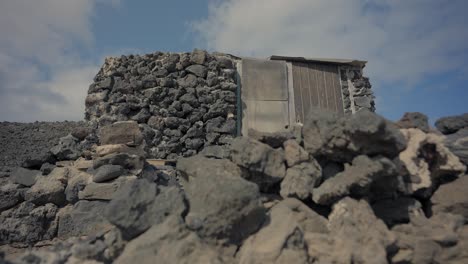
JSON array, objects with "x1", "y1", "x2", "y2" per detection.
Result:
[{"x1": 269, "y1": 55, "x2": 367, "y2": 67}]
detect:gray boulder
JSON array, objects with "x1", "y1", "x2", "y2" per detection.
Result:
[
  {"x1": 186, "y1": 65, "x2": 208, "y2": 78},
  {"x1": 444, "y1": 127, "x2": 468, "y2": 165},
  {"x1": 312, "y1": 155, "x2": 398, "y2": 205},
  {"x1": 0, "y1": 202, "x2": 58, "y2": 245},
  {"x1": 238, "y1": 198, "x2": 328, "y2": 264},
  {"x1": 178, "y1": 155, "x2": 265, "y2": 244},
  {"x1": 79, "y1": 176, "x2": 136, "y2": 201},
  {"x1": 92, "y1": 164, "x2": 124, "y2": 183},
  {"x1": 9, "y1": 167, "x2": 40, "y2": 187},
  {"x1": 93, "y1": 153, "x2": 145, "y2": 174},
  {"x1": 431, "y1": 175, "x2": 468, "y2": 219},
  {"x1": 303, "y1": 109, "x2": 406, "y2": 162},
  {"x1": 0, "y1": 183, "x2": 22, "y2": 212},
  {"x1": 24, "y1": 167, "x2": 68, "y2": 206},
  {"x1": 391, "y1": 213, "x2": 465, "y2": 263},
  {"x1": 435, "y1": 113, "x2": 468, "y2": 134},
  {"x1": 65, "y1": 167, "x2": 91, "y2": 203},
  {"x1": 283, "y1": 139, "x2": 309, "y2": 167},
  {"x1": 98, "y1": 121, "x2": 144, "y2": 145},
  {"x1": 199, "y1": 145, "x2": 230, "y2": 159},
  {"x1": 396, "y1": 112, "x2": 430, "y2": 132},
  {"x1": 230, "y1": 137, "x2": 286, "y2": 191},
  {"x1": 105, "y1": 179, "x2": 186, "y2": 240},
  {"x1": 280, "y1": 160, "x2": 322, "y2": 200},
  {"x1": 57, "y1": 200, "x2": 112, "y2": 240},
  {"x1": 115, "y1": 216, "x2": 229, "y2": 264},
  {"x1": 50, "y1": 134, "x2": 81, "y2": 161}
]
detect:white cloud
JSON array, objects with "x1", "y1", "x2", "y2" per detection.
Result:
[
  {"x1": 0, "y1": 0, "x2": 120, "y2": 121},
  {"x1": 192, "y1": 0, "x2": 468, "y2": 88}
]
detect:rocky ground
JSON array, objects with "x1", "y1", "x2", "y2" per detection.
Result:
[
  {"x1": 0, "y1": 110, "x2": 467, "y2": 264},
  {"x1": 0, "y1": 121, "x2": 93, "y2": 174}
]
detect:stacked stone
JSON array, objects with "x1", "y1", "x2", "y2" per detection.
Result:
[
  {"x1": 85, "y1": 49, "x2": 239, "y2": 159},
  {"x1": 2, "y1": 110, "x2": 468, "y2": 263},
  {"x1": 340, "y1": 67, "x2": 375, "y2": 114}
]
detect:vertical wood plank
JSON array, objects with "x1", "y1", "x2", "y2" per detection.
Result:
[
  {"x1": 316, "y1": 64, "x2": 327, "y2": 111},
  {"x1": 299, "y1": 63, "x2": 311, "y2": 120},
  {"x1": 331, "y1": 65, "x2": 345, "y2": 116},
  {"x1": 324, "y1": 65, "x2": 337, "y2": 112},
  {"x1": 292, "y1": 63, "x2": 304, "y2": 123},
  {"x1": 307, "y1": 63, "x2": 319, "y2": 108}
]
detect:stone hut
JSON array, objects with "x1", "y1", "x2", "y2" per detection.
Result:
[{"x1": 85, "y1": 50, "x2": 374, "y2": 158}]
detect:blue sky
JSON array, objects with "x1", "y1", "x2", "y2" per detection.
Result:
[{"x1": 0, "y1": 0, "x2": 467, "y2": 125}]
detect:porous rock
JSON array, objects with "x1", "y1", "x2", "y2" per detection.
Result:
[
  {"x1": 24, "y1": 167, "x2": 68, "y2": 206},
  {"x1": 312, "y1": 155, "x2": 397, "y2": 205},
  {"x1": 178, "y1": 155, "x2": 265, "y2": 244},
  {"x1": 397, "y1": 128, "x2": 466, "y2": 197},
  {"x1": 431, "y1": 175, "x2": 468, "y2": 219},
  {"x1": 57, "y1": 200, "x2": 112, "y2": 240},
  {"x1": 238, "y1": 198, "x2": 328, "y2": 264},
  {"x1": 435, "y1": 113, "x2": 468, "y2": 135},
  {"x1": 396, "y1": 112, "x2": 430, "y2": 132},
  {"x1": 303, "y1": 109, "x2": 406, "y2": 162},
  {"x1": 98, "y1": 121, "x2": 143, "y2": 145},
  {"x1": 0, "y1": 202, "x2": 58, "y2": 245},
  {"x1": 230, "y1": 137, "x2": 286, "y2": 191},
  {"x1": 115, "y1": 216, "x2": 229, "y2": 264},
  {"x1": 105, "y1": 179, "x2": 186, "y2": 240},
  {"x1": 50, "y1": 134, "x2": 81, "y2": 161},
  {"x1": 9, "y1": 167, "x2": 40, "y2": 187},
  {"x1": 280, "y1": 160, "x2": 322, "y2": 200}
]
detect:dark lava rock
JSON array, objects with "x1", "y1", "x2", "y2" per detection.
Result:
[
  {"x1": 92, "y1": 164, "x2": 124, "y2": 183},
  {"x1": 105, "y1": 179, "x2": 186, "y2": 240},
  {"x1": 0, "y1": 202, "x2": 58, "y2": 245},
  {"x1": 396, "y1": 112, "x2": 430, "y2": 132},
  {"x1": 435, "y1": 113, "x2": 468, "y2": 134},
  {"x1": 9, "y1": 167, "x2": 40, "y2": 187},
  {"x1": 177, "y1": 155, "x2": 265, "y2": 244}
]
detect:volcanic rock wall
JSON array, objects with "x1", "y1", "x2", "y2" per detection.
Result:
[
  {"x1": 340, "y1": 66, "x2": 375, "y2": 113},
  {"x1": 85, "y1": 50, "x2": 239, "y2": 159}
]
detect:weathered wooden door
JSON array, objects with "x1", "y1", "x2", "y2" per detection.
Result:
[
  {"x1": 291, "y1": 62, "x2": 344, "y2": 123},
  {"x1": 241, "y1": 58, "x2": 290, "y2": 135}
]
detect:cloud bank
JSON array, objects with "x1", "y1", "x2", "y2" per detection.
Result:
[
  {"x1": 192, "y1": 0, "x2": 468, "y2": 92},
  {"x1": 0, "y1": 0, "x2": 119, "y2": 122}
]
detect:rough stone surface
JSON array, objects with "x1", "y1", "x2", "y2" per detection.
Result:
[
  {"x1": 396, "y1": 112, "x2": 430, "y2": 132},
  {"x1": 79, "y1": 176, "x2": 136, "y2": 201},
  {"x1": 283, "y1": 139, "x2": 309, "y2": 167},
  {"x1": 391, "y1": 213, "x2": 465, "y2": 263},
  {"x1": 9, "y1": 167, "x2": 40, "y2": 187},
  {"x1": 444, "y1": 127, "x2": 468, "y2": 166},
  {"x1": 115, "y1": 216, "x2": 230, "y2": 264},
  {"x1": 92, "y1": 164, "x2": 124, "y2": 183},
  {"x1": 0, "y1": 183, "x2": 22, "y2": 212},
  {"x1": 238, "y1": 199, "x2": 327, "y2": 264},
  {"x1": 85, "y1": 51, "x2": 239, "y2": 159},
  {"x1": 179, "y1": 155, "x2": 265, "y2": 244},
  {"x1": 398, "y1": 128, "x2": 466, "y2": 197},
  {"x1": 312, "y1": 155, "x2": 398, "y2": 205},
  {"x1": 431, "y1": 175, "x2": 468, "y2": 219},
  {"x1": 0, "y1": 202, "x2": 58, "y2": 245},
  {"x1": 230, "y1": 137, "x2": 286, "y2": 191},
  {"x1": 0, "y1": 121, "x2": 85, "y2": 172},
  {"x1": 50, "y1": 134, "x2": 81, "y2": 161},
  {"x1": 280, "y1": 160, "x2": 322, "y2": 200},
  {"x1": 57, "y1": 200, "x2": 112, "y2": 240},
  {"x1": 24, "y1": 167, "x2": 68, "y2": 206},
  {"x1": 98, "y1": 121, "x2": 143, "y2": 145},
  {"x1": 303, "y1": 109, "x2": 406, "y2": 162},
  {"x1": 435, "y1": 113, "x2": 468, "y2": 135},
  {"x1": 248, "y1": 129, "x2": 295, "y2": 148},
  {"x1": 105, "y1": 179, "x2": 186, "y2": 240}
]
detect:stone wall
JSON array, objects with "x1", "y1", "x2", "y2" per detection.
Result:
[
  {"x1": 339, "y1": 66, "x2": 375, "y2": 114},
  {"x1": 85, "y1": 50, "x2": 375, "y2": 159},
  {"x1": 85, "y1": 50, "x2": 239, "y2": 159}
]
